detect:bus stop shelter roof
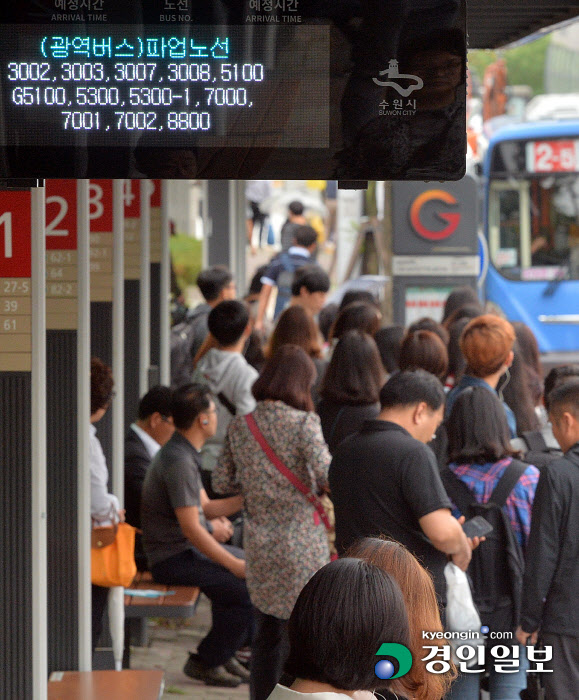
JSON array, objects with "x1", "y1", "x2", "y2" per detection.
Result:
[{"x1": 469, "y1": 1, "x2": 579, "y2": 48}]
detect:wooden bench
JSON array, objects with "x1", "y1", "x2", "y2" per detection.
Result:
[
  {"x1": 48, "y1": 670, "x2": 164, "y2": 700},
  {"x1": 124, "y1": 570, "x2": 200, "y2": 667}
]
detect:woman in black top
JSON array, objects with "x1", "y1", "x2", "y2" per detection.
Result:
[{"x1": 317, "y1": 330, "x2": 385, "y2": 454}]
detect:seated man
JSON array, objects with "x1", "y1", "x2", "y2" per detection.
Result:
[
  {"x1": 141, "y1": 383, "x2": 251, "y2": 687},
  {"x1": 125, "y1": 385, "x2": 175, "y2": 570}
]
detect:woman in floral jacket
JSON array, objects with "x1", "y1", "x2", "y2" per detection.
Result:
[{"x1": 213, "y1": 345, "x2": 331, "y2": 700}]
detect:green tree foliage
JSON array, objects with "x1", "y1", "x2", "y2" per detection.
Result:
[{"x1": 468, "y1": 35, "x2": 552, "y2": 96}]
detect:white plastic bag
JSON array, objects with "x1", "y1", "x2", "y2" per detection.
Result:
[{"x1": 444, "y1": 562, "x2": 485, "y2": 666}]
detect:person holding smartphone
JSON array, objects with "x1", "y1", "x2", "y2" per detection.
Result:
[{"x1": 445, "y1": 386, "x2": 539, "y2": 700}]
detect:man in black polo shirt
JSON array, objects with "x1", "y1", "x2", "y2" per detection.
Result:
[
  {"x1": 141, "y1": 383, "x2": 251, "y2": 687},
  {"x1": 330, "y1": 369, "x2": 472, "y2": 602}
]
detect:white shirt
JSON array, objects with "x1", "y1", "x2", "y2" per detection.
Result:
[
  {"x1": 89, "y1": 423, "x2": 120, "y2": 524},
  {"x1": 130, "y1": 422, "x2": 161, "y2": 459}
]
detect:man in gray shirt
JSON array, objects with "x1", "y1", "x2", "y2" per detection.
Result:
[{"x1": 142, "y1": 383, "x2": 251, "y2": 687}]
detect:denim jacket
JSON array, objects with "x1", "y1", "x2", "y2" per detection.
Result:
[{"x1": 445, "y1": 375, "x2": 517, "y2": 438}]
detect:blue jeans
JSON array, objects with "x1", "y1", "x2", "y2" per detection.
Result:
[
  {"x1": 152, "y1": 546, "x2": 253, "y2": 668},
  {"x1": 448, "y1": 644, "x2": 529, "y2": 700}
]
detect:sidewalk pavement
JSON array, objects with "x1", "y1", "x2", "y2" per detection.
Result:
[{"x1": 130, "y1": 594, "x2": 250, "y2": 700}]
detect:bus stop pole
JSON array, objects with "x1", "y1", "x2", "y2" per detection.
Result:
[
  {"x1": 139, "y1": 180, "x2": 151, "y2": 395},
  {"x1": 31, "y1": 183, "x2": 47, "y2": 699},
  {"x1": 76, "y1": 179, "x2": 92, "y2": 671},
  {"x1": 112, "y1": 180, "x2": 125, "y2": 505}
]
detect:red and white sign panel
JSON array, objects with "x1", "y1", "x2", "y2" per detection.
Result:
[
  {"x1": 89, "y1": 180, "x2": 113, "y2": 232},
  {"x1": 150, "y1": 179, "x2": 161, "y2": 209},
  {"x1": 0, "y1": 190, "x2": 32, "y2": 278},
  {"x1": 0, "y1": 190, "x2": 32, "y2": 371},
  {"x1": 46, "y1": 180, "x2": 77, "y2": 251},
  {"x1": 526, "y1": 140, "x2": 579, "y2": 174},
  {"x1": 124, "y1": 179, "x2": 141, "y2": 219}
]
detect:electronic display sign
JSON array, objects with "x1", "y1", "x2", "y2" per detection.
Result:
[{"x1": 0, "y1": 1, "x2": 467, "y2": 180}]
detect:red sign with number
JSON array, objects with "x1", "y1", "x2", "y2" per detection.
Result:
[
  {"x1": 46, "y1": 180, "x2": 78, "y2": 251},
  {"x1": 124, "y1": 179, "x2": 141, "y2": 218},
  {"x1": 89, "y1": 180, "x2": 113, "y2": 232},
  {"x1": 0, "y1": 190, "x2": 32, "y2": 278},
  {"x1": 526, "y1": 140, "x2": 579, "y2": 173}
]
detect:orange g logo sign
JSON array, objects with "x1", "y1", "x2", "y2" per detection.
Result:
[{"x1": 409, "y1": 190, "x2": 461, "y2": 241}]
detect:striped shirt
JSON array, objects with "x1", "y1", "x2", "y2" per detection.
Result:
[{"x1": 448, "y1": 457, "x2": 539, "y2": 552}]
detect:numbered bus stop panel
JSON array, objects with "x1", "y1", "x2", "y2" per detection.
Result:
[
  {"x1": 0, "y1": 190, "x2": 32, "y2": 372},
  {"x1": 0, "y1": 2, "x2": 466, "y2": 180}
]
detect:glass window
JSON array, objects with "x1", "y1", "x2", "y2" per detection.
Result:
[{"x1": 489, "y1": 174, "x2": 579, "y2": 281}]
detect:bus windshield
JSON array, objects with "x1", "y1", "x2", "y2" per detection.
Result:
[{"x1": 489, "y1": 172, "x2": 579, "y2": 281}]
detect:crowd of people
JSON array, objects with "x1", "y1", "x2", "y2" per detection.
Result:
[{"x1": 89, "y1": 228, "x2": 579, "y2": 700}]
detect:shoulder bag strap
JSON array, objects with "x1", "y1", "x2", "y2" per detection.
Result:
[
  {"x1": 245, "y1": 413, "x2": 331, "y2": 531},
  {"x1": 489, "y1": 459, "x2": 528, "y2": 508}
]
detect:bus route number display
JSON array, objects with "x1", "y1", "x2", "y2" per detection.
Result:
[
  {"x1": 526, "y1": 140, "x2": 579, "y2": 174},
  {"x1": 1, "y1": 24, "x2": 329, "y2": 149}
]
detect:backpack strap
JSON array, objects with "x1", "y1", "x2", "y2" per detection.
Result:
[
  {"x1": 488, "y1": 459, "x2": 528, "y2": 508},
  {"x1": 217, "y1": 391, "x2": 237, "y2": 417},
  {"x1": 522, "y1": 430, "x2": 548, "y2": 453},
  {"x1": 440, "y1": 467, "x2": 475, "y2": 515}
]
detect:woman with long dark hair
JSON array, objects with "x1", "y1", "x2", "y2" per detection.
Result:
[
  {"x1": 317, "y1": 330, "x2": 385, "y2": 453},
  {"x1": 265, "y1": 305, "x2": 327, "y2": 403},
  {"x1": 213, "y1": 345, "x2": 331, "y2": 700},
  {"x1": 444, "y1": 387, "x2": 539, "y2": 700}
]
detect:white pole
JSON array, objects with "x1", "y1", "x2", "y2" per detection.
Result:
[
  {"x1": 76, "y1": 179, "x2": 92, "y2": 671},
  {"x1": 112, "y1": 180, "x2": 125, "y2": 506},
  {"x1": 139, "y1": 180, "x2": 151, "y2": 396},
  {"x1": 201, "y1": 180, "x2": 209, "y2": 270},
  {"x1": 159, "y1": 180, "x2": 170, "y2": 386},
  {"x1": 31, "y1": 183, "x2": 47, "y2": 700}
]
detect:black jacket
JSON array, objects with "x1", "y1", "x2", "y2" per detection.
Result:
[
  {"x1": 520, "y1": 442, "x2": 579, "y2": 637},
  {"x1": 124, "y1": 427, "x2": 153, "y2": 530}
]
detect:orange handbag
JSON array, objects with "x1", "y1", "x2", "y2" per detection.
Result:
[{"x1": 91, "y1": 518, "x2": 137, "y2": 588}]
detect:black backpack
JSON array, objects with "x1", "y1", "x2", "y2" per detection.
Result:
[
  {"x1": 170, "y1": 306, "x2": 208, "y2": 388},
  {"x1": 519, "y1": 429, "x2": 562, "y2": 469},
  {"x1": 441, "y1": 459, "x2": 528, "y2": 630}
]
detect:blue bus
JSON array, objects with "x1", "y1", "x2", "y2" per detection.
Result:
[{"x1": 483, "y1": 118, "x2": 579, "y2": 355}]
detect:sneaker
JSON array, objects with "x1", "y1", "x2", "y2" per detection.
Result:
[
  {"x1": 235, "y1": 646, "x2": 251, "y2": 669},
  {"x1": 224, "y1": 656, "x2": 251, "y2": 682},
  {"x1": 183, "y1": 653, "x2": 241, "y2": 687}
]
